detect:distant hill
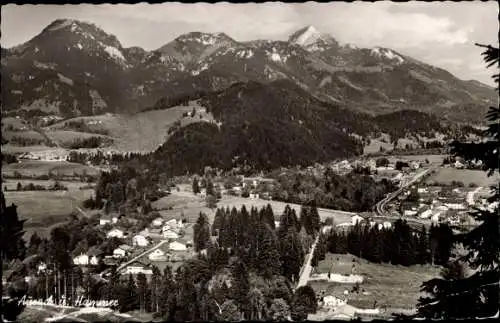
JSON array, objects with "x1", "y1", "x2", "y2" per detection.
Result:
[
  {"x1": 143, "y1": 80, "x2": 463, "y2": 175},
  {"x1": 2, "y1": 19, "x2": 496, "y2": 125}
]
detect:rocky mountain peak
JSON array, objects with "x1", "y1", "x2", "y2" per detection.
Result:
[{"x1": 288, "y1": 25, "x2": 338, "y2": 50}]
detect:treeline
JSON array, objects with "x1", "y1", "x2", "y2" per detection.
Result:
[
  {"x1": 142, "y1": 89, "x2": 210, "y2": 112},
  {"x1": 62, "y1": 119, "x2": 109, "y2": 135},
  {"x1": 13, "y1": 203, "x2": 321, "y2": 321},
  {"x1": 7, "y1": 136, "x2": 47, "y2": 146},
  {"x1": 312, "y1": 220, "x2": 454, "y2": 267},
  {"x1": 65, "y1": 136, "x2": 113, "y2": 149},
  {"x1": 374, "y1": 110, "x2": 445, "y2": 142},
  {"x1": 2, "y1": 153, "x2": 18, "y2": 164},
  {"x1": 67, "y1": 150, "x2": 143, "y2": 166},
  {"x1": 208, "y1": 204, "x2": 320, "y2": 282},
  {"x1": 6, "y1": 181, "x2": 68, "y2": 191},
  {"x1": 93, "y1": 166, "x2": 168, "y2": 213},
  {"x1": 4, "y1": 170, "x2": 97, "y2": 183},
  {"x1": 271, "y1": 168, "x2": 397, "y2": 212}
]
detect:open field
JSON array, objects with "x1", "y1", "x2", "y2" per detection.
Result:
[
  {"x1": 2, "y1": 178, "x2": 94, "y2": 191},
  {"x1": 426, "y1": 167, "x2": 499, "y2": 187},
  {"x1": 46, "y1": 103, "x2": 215, "y2": 153},
  {"x1": 45, "y1": 129, "x2": 112, "y2": 145},
  {"x1": 308, "y1": 253, "x2": 441, "y2": 314},
  {"x1": 1, "y1": 144, "x2": 56, "y2": 154},
  {"x1": 216, "y1": 196, "x2": 355, "y2": 224},
  {"x1": 2, "y1": 160, "x2": 100, "y2": 177},
  {"x1": 389, "y1": 154, "x2": 445, "y2": 165},
  {"x1": 4, "y1": 188, "x2": 94, "y2": 239},
  {"x1": 2, "y1": 116, "x2": 28, "y2": 129},
  {"x1": 2, "y1": 129, "x2": 45, "y2": 141}
]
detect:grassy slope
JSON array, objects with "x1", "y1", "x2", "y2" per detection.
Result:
[
  {"x1": 309, "y1": 253, "x2": 441, "y2": 314},
  {"x1": 2, "y1": 160, "x2": 99, "y2": 177},
  {"x1": 426, "y1": 167, "x2": 499, "y2": 187},
  {"x1": 45, "y1": 102, "x2": 215, "y2": 152}
]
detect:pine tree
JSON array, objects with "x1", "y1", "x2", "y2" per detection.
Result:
[
  {"x1": 291, "y1": 285, "x2": 317, "y2": 321},
  {"x1": 118, "y1": 274, "x2": 139, "y2": 313},
  {"x1": 137, "y1": 273, "x2": 149, "y2": 313},
  {"x1": 417, "y1": 44, "x2": 500, "y2": 319},
  {"x1": 192, "y1": 177, "x2": 200, "y2": 195},
  {"x1": 249, "y1": 221, "x2": 281, "y2": 278},
  {"x1": 1, "y1": 192, "x2": 27, "y2": 321},
  {"x1": 194, "y1": 212, "x2": 211, "y2": 252},
  {"x1": 279, "y1": 227, "x2": 305, "y2": 283}
]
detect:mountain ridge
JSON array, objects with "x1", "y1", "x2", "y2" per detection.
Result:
[{"x1": 1, "y1": 20, "x2": 496, "y2": 125}]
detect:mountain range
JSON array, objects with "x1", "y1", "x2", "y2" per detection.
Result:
[{"x1": 2, "y1": 19, "x2": 496, "y2": 124}]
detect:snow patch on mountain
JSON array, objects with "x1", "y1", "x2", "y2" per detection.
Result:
[
  {"x1": 48, "y1": 19, "x2": 74, "y2": 32},
  {"x1": 57, "y1": 73, "x2": 74, "y2": 86},
  {"x1": 191, "y1": 63, "x2": 209, "y2": 76},
  {"x1": 291, "y1": 26, "x2": 322, "y2": 46},
  {"x1": 371, "y1": 47, "x2": 404, "y2": 64},
  {"x1": 236, "y1": 49, "x2": 254, "y2": 59}
]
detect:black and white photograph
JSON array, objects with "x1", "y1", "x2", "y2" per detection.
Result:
[{"x1": 1, "y1": 1, "x2": 499, "y2": 322}]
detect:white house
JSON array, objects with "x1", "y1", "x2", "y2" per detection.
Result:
[
  {"x1": 113, "y1": 245, "x2": 132, "y2": 258},
  {"x1": 454, "y1": 160, "x2": 465, "y2": 169},
  {"x1": 169, "y1": 241, "x2": 187, "y2": 251},
  {"x1": 417, "y1": 188, "x2": 428, "y2": 194},
  {"x1": 351, "y1": 215, "x2": 364, "y2": 226},
  {"x1": 444, "y1": 203, "x2": 466, "y2": 210},
  {"x1": 162, "y1": 224, "x2": 171, "y2": 233},
  {"x1": 152, "y1": 217, "x2": 164, "y2": 227},
  {"x1": 321, "y1": 225, "x2": 334, "y2": 234},
  {"x1": 249, "y1": 193, "x2": 260, "y2": 199},
  {"x1": 99, "y1": 216, "x2": 112, "y2": 226},
  {"x1": 163, "y1": 230, "x2": 179, "y2": 239},
  {"x1": 73, "y1": 254, "x2": 89, "y2": 266},
  {"x1": 122, "y1": 264, "x2": 153, "y2": 276},
  {"x1": 165, "y1": 219, "x2": 177, "y2": 227},
  {"x1": 323, "y1": 295, "x2": 347, "y2": 307},
  {"x1": 132, "y1": 235, "x2": 150, "y2": 247},
  {"x1": 403, "y1": 210, "x2": 418, "y2": 217},
  {"x1": 383, "y1": 221, "x2": 392, "y2": 229},
  {"x1": 107, "y1": 228, "x2": 124, "y2": 239},
  {"x1": 148, "y1": 249, "x2": 167, "y2": 262},
  {"x1": 431, "y1": 211, "x2": 442, "y2": 223},
  {"x1": 37, "y1": 262, "x2": 47, "y2": 273},
  {"x1": 420, "y1": 209, "x2": 433, "y2": 219}
]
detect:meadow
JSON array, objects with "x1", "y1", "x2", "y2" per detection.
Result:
[
  {"x1": 308, "y1": 253, "x2": 441, "y2": 315},
  {"x1": 46, "y1": 102, "x2": 215, "y2": 153},
  {"x1": 2, "y1": 160, "x2": 99, "y2": 177},
  {"x1": 426, "y1": 167, "x2": 498, "y2": 187},
  {"x1": 3, "y1": 188, "x2": 94, "y2": 239}
]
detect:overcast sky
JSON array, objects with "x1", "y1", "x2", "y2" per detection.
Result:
[{"x1": 2, "y1": 2, "x2": 498, "y2": 86}]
